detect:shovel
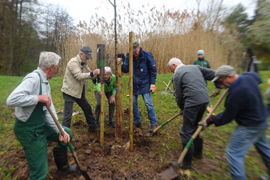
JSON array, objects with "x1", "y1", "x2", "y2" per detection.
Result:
[
  {"x1": 161, "y1": 81, "x2": 172, "y2": 94},
  {"x1": 47, "y1": 107, "x2": 92, "y2": 180},
  {"x1": 146, "y1": 113, "x2": 181, "y2": 137},
  {"x1": 146, "y1": 106, "x2": 216, "y2": 138},
  {"x1": 159, "y1": 88, "x2": 229, "y2": 180}
]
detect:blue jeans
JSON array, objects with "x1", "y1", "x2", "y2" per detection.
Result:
[
  {"x1": 226, "y1": 120, "x2": 270, "y2": 180},
  {"x1": 133, "y1": 93, "x2": 157, "y2": 125}
]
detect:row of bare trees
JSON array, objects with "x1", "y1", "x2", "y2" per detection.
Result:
[
  {"x1": 1, "y1": 0, "x2": 269, "y2": 76},
  {"x1": 0, "y1": 0, "x2": 73, "y2": 75}
]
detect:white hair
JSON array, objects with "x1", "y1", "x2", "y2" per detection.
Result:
[
  {"x1": 105, "y1": 66, "x2": 112, "y2": 74},
  {"x1": 38, "y1": 52, "x2": 61, "y2": 69},
  {"x1": 167, "y1": 57, "x2": 183, "y2": 67}
]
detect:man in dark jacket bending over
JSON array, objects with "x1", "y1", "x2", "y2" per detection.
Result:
[
  {"x1": 167, "y1": 57, "x2": 221, "y2": 169},
  {"x1": 122, "y1": 41, "x2": 158, "y2": 133},
  {"x1": 199, "y1": 65, "x2": 270, "y2": 180}
]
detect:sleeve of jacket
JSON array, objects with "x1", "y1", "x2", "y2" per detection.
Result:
[
  {"x1": 197, "y1": 65, "x2": 222, "y2": 89},
  {"x1": 146, "y1": 53, "x2": 157, "y2": 85},
  {"x1": 172, "y1": 73, "x2": 184, "y2": 109},
  {"x1": 210, "y1": 98, "x2": 239, "y2": 126},
  {"x1": 6, "y1": 73, "x2": 39, "y2": 107},
  {"x1": 197, "y1": 65, "x2": 215, "y2": 80},
  {"x1": 86, "y1": 66, "x2": 98, "y2": 80},
  {"x1": 207, "y1": 60, "x2": 211, "y2": 69},
  {"x1": 193, "y1": 60, "x2": 197, "y2": 65},
  {"x1": 94, "y1": 82, "x2": 101, "y2": 92},
  {"x1": 122, "y1": 53, "x2": 130, "y2": 73},
  {"x1": 112, "y1": 75, "x2": 116, "y2": 94},
  {"x1": 68, "y1": 61, "x2": 96, "y2": 81}
]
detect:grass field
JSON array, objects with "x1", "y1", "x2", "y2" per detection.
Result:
[{"x1": 0, "y1": 70, "x2": 270, "y2": 179}]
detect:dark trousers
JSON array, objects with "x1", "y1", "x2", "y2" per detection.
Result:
[
  {"x1": 180, "y1": 103, "x2": 208, "y2": 144},
  {"x1": 62, "y1": 92, "x2": 97, "y2": 130},
  {"x1": 94, "y1": 91, "x2": 115, "y2": 125}
]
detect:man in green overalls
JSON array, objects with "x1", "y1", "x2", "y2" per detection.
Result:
[{"x1": 6, "y1": 52, "x2": 77, "y2": 180}]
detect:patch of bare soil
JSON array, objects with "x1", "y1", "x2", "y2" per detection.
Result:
[
  {"x1": 0, "y1": 119, "x2": 227, "y2": 180},
  {"x1": 3, "y1": 121, "x2": 161, "y2": 180}
]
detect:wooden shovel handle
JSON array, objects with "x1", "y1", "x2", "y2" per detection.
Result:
[
  {"x1": 177, "y1": 88, "x2": 229, "y2": 164},
  {"x1": 153, "y1": 113, "x2": 181, "y2": 134},
  {"x1": 47, "y1": 107, "x2": 65, "y2": 136},
  {"x1": 46, "y1": 107, "x2": 84, "y2": 168}
]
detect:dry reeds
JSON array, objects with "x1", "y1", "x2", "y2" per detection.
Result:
[{"x1": 55, "y1": 3, "x2": 244, "y2": 76}]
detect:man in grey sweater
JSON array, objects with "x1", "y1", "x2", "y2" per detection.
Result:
[
  {"x1": 167, "y1": 57, "x2": 222, "y2": 169},
  {"x1": 6, "y1": 52, "x2": 76, "y2": 179}
]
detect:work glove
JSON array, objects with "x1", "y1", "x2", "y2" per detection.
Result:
[
  {"x1": 198, "y1": 118, "x2": 213, "y2": 131},
  {"x1": 211, "y1": 88, "x2": 221, "y2": 97},
  {"x1": 149, "y1": 84, "x2": 156, "y2": 94},
  {"x1": 117, "y1": 57, "x2": 123, "y2": 65}
]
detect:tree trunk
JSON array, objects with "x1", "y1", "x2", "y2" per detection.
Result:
[{"x1": 7, "y1": 0, "x2": 18, "y2": 75}]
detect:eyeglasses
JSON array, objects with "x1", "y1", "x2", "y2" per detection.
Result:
[{"x1": 217, "y1": 77, "x2": 227, "y2": 84}]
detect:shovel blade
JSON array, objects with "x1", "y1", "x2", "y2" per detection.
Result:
[
  {"x1": 161, "y1": 91, "x2": 168, "y2": 94},
  {"x1": 146, "y1": 133, "x2": 153, "y2": 137},
  {"x1": 78, "y1": 166, "x2": 92, "y2": 180},
  {"x1": 158, "y1": 165, "x2": 179, "y2": 180}
]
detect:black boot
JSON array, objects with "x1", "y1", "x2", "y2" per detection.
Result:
[
  {"x1": 181, "y1": 144, "x2": 194, "y2": 169},
  {"x1": 109, "y1": 121, "x2": 115, "y2": 128},
  {"x1": 53, "y1": 147, "x2": 77, "y2": 175},
  {"x1": 96, "y1": 120, "x2": 100, "y2": 128},
  {"x1": 133, "y1": 122, "x2": 142, "y2": 130},
  {"x1": 193, "y1": 137, "x2": 203, "y2": 159}
]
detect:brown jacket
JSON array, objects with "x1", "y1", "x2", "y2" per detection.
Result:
[{"x1": 61, "y1": 55, "x2": 97, "y2": 98}]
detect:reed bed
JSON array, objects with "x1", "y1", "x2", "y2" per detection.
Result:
[{"x1": 56, "y1": 3, "x2": 244, "y2": 76}]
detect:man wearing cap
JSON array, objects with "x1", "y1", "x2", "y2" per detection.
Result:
[
  {"x1": 121, "y1": 41, "x2": 158, "y2": 133},
  {"x1": 61, "y1": 46, "x2": 100, "y2": 132},
  {"x1": 193, "y1": 50, "x2": 211, "y2": 69},
  {"x1": 199, "y1": 65, "x2": 270, "y2": 180},
  {"x1": 167, "y1": 57, "x2": 222, "y2": 169}
]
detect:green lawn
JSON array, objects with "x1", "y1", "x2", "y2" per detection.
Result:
[{"x1": 0, "y1": 71, "x2": 270, "y2": 179}]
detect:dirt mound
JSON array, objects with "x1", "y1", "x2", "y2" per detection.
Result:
[
  {"x1": 72, "y1": 120, "x2": 88, "y2": 128},
  {"x1": 6, "y1": 128, "x2": 158, "y2": 180}
]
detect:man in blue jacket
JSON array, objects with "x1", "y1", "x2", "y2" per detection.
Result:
[
  {"x1": 122, "y1": 41, "x2": 158, "y2": 133},
  {"x1": 199, "y1": 65, "x2": 270, "y2": 180}
]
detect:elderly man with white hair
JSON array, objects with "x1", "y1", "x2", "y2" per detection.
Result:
[
  {"x1": 93, "y1": 66, "x2": 116, "y2": 128},
  {"x1": 6, "y1": 52, "x2": 77, "y2": 180},
  {"x1": 167, "y1": 57, "x2": 222, "y2": 169}
]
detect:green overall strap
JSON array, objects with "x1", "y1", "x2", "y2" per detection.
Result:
[{"x1": 35, "y1": 72, "x2": 42, "y2": 95}]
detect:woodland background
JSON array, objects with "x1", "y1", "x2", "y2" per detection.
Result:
[{"x1": 1, "y1": 0, "x2": 270, "y2": 76}]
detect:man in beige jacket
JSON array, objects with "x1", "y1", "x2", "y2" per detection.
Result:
[{"x1": 61, "y1": 46, "x2": 100, "y2": 132}]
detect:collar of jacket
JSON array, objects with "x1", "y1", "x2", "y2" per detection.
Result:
[
  {"x1": 76, "y1": 54, "x2": 85, "y2": 64},
  {"x1": 198, "y1": 57, "x2": 204, "y2": 61},
  {"x1": 174, "y1": 63, "x2": 185, "y2": 73},
  {"x1": 36, "y1": 67, "x2": 49, "y2": 84},
  {"x1": 105, "y1": 75, "x2": 112, "y2": 82},
  {"x1": 134, "y1": 47, "x2": 144, "y2": 60}
]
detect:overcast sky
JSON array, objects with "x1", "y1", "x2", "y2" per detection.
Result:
[{"x1": 40, "y1": 0, "x2": 256, "y2": 25}]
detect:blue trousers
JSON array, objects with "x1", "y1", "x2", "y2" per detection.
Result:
[
  {"x1": 133, "y1": 93, "x2": 157, "y2": 125},
  {"x1": 226, "y1": 120, "x2": 270, "y2": 180}
]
